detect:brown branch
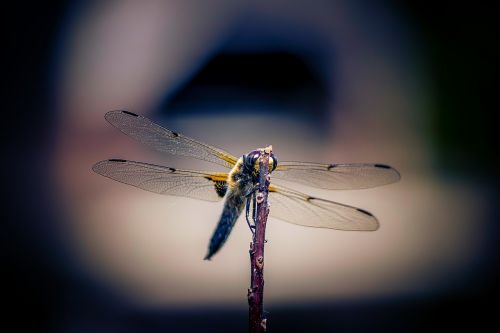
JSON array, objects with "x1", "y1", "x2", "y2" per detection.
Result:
[{"x1": 248, "y1": 145, "x2": 272, "y2": 333}]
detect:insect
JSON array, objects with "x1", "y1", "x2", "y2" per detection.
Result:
[{"x1": 93, "y1": 111, "x2": 401, "y2": 260}]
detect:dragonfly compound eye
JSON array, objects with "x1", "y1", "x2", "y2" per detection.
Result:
[
  {"x1": 243, "y1": 154, "x2": 254, "y2": 172},
  {"x1": 271, "y1": 153, "x2": 278, "y2": 171}
]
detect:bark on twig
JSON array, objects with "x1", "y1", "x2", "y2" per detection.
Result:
[{"x1": 248, "y1": 145, "x2": 272, "y2": 333}]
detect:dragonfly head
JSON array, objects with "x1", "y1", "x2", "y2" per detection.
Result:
[{"x1": 243, "y1": 149, "x2": 278, "y2": 175}]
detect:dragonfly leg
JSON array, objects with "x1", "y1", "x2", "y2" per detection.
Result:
[
  {"x1": 252, "y1": 191, "x2": 257, "y2": 224},
  {"x1": 245, "y1": 195, "x2": 256, "y2": 234}
]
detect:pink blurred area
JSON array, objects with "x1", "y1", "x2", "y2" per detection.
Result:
[{"x1": 51, "y1": 0, "x2": 488, "y2": 308}]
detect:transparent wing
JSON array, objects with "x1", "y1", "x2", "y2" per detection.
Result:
[
  {"x1": 104, "y1": 110, "x2": 238, "y2": 168},
  {"x1": 273, "y1": 162, "x2": 400, "y2": 190},
  {"x1": 269, "y1": 184, "x2": 379, "y2": 230},
  {"x1": 92, "y1": 159, "x2": 228, "y2": 202}
]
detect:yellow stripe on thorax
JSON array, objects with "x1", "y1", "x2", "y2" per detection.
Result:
[{"x1": 227, "y1": 157, "x2": 244, "y2": 189}]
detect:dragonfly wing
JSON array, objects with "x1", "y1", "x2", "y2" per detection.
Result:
[
  {"x1": 105, "y1": 110, "x2": 238, "y2": 168},
  {"x1": 273, "y1": 162, "x2": 400, "y2": 190},
  {"x1": 93, "y1": 159, "x2": 228, "y2": 202},
  {"x1": 268, "y1": 184, "x2": 379, "y2": 231}
]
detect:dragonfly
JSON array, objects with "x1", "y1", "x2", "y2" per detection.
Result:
[{"x1": 93, "y1": 111, "x2": 401, "y2": 260}]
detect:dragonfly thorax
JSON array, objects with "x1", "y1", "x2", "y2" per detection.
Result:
[{"x1": 226, "y1": 150, "x2": 277, "y2": 194}]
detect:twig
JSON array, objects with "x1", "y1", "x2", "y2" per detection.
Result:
[{"x1": 248, "y1": 145, "x2": 272, "y2": 333}]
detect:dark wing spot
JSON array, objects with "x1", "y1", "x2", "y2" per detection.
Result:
[
  {"x1": 205, "y1": 176, "x2": 227, "y2": 198},
  {"x1": 374, "y1": 164, "x2": 391, "y2": 169},
  {"x1": 357, "y1": 208, "x2": 374, "y2": 216},
  {"x1": 171, "y1": 132, "x2": 179, "y2": 137},
  {"x1": 122, "y1": 110, "x2": 139, "y2": 117},
  {"x1": 306, "y1": 196, "x2": 315, "y2": 202},
  {"x1": 109, "y1": 159, "x2": 127, "y2": 162},
  {"x1": 327, "y1": 164, "x2": 337, "y2": 170},
  {"x1": 214, "y1": 181, "x2": 228, "y2": 198},
  {"x1": 204, "y1": 177, "x2": 228, "y2": 197},
  {"x1": 169, "y1": 168, "x2": 176, "y2": 172}
]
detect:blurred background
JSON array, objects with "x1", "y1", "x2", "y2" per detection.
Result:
[{"x1": 4, "y1": 1, "x2": 497, "y2": 332}]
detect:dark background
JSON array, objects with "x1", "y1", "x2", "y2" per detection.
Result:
[{"x1": 3, "y1": 1, "x2": 497, "y2": 332}]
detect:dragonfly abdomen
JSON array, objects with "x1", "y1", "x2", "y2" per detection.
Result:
[{"x1": 205, "y1": 191, "x2": 246, "y2": 260}]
